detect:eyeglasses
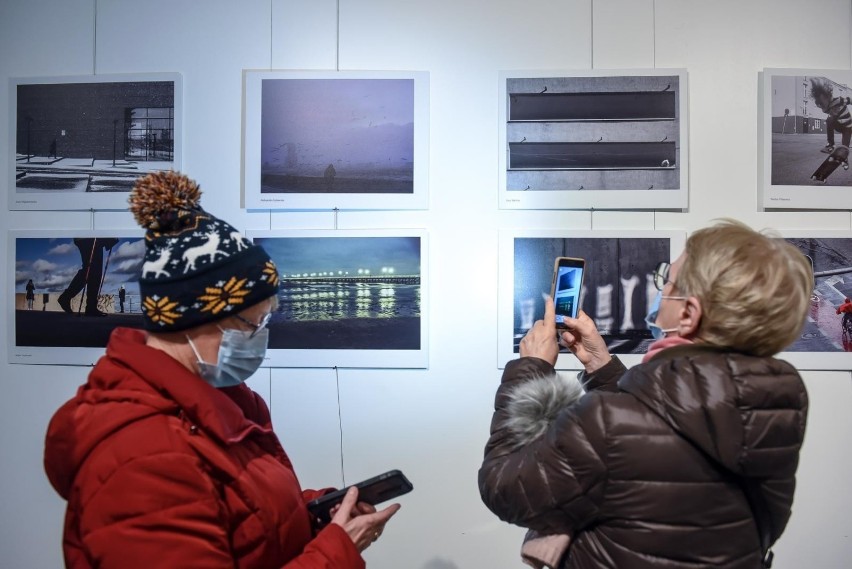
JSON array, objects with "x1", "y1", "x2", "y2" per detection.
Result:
[
  {"x1": 233, "y1": 312, "x2": 272, "y2": 339},
  {"x1": 653, "y1": 262, "x2": 674, "y2": 291}
]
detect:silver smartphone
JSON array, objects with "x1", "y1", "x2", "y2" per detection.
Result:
[{"x1": 550, "y1": 256, "x2": 585, "y2": 327}]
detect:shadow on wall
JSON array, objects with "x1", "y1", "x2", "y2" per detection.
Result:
[{"x1": 421, "y1": 559, "x2": 459, "y2": 569}]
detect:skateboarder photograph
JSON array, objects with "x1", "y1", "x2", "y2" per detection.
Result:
[
  {"x1": 764, "y1": 69, "x2": 852, "y2": 209},
  {"x1": 809, "y1": 77, "x2": 852, "y2": 183}
]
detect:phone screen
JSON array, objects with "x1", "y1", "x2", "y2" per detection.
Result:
[{"x1": 551, "y1": 257, "x2": 585, "y2": 326}]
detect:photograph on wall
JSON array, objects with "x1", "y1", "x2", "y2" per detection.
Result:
[
  {"x1": 777, "y1": 232, "x2": 852, "y2": 370},
  {"x1": 760, "y1": 68, "x2": 852, "y2": 209},
  {"x1": 247, "y1": 229, "x2": 428, "y2": 368},
  {"x1": 498, "y1": 69, "x2": 688, "y2": 210},
  {"x1": 8, "y1": 73, "x2": 182, "y2": 211},
  {"x1": 243, "y1": 70, "x2": 429, "y2": 211},
  {"x1": 497, "y1": 230, "x2": 686, "y2": 369},
  {"x1": 8, "y1": 231, "x2": 145, "y2": 365}
]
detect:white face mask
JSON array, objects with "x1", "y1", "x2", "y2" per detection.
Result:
[
  {"x1": 187, "y1": 326, "x2": 269, "y2": 388},
  {"x1": 644, "y1": 290, "x2": 688, "y2": 340}
]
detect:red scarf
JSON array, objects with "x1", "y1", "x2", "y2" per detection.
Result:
[{"x1": 642, "y1": 335, "x2": 694, "y2": 363}]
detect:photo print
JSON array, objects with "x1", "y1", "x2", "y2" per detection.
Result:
[
  {"x1": 760, "y1": 68, "x2": 852, "y2": 209},
  {"x1": 497, "y1": 230, "x2": 686, "y2": 369},
  {"x1": 243, "y1": 70, "x2": 429, "y2": 210},
  {"x1": 9, "y1": 231, "x2": 145, "y2": 365},
  {"x1": 247, "y1": 229, "x2": 428, "y2": 368},
  {"x1": 779, "y1": 233, "x2": 852, "y2": 369},
  {"x1": 498, "y1": 69, "x2": 689, "y2": 210},
  {"x1": 9, "y1": 73, "x2": 182, "y2": 211}
]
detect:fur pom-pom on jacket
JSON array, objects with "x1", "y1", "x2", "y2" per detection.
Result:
[{"x1": 503, "y1": 369, "x2": 585, "y2": 450}]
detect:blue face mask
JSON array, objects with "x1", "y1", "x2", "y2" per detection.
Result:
[
  {"x1": 644, "y1": 291, "x2": 687, "y2": 340},
  {"x1": 188, "y1": 327, "x2": 269, "y2": 388}
]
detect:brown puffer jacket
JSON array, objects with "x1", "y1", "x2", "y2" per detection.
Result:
[{"x1": 479, "y1": 344, "x2": 808, "y2": 568}]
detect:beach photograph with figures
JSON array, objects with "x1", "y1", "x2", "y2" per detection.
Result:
[{"x1": 10, "y1": 233, "x2": 144, "y2": 363}]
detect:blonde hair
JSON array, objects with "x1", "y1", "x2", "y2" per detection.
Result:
[{"x1": 675, "y1": 219, "x2": 814, "y2": 357}]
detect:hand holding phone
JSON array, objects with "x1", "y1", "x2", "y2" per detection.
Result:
[
  {"x1": 307, "y1": 470, "x2": 413, "y2": 526},
  {"x1": 550, "y1": 257, "x2": 585, "y2": 327}
]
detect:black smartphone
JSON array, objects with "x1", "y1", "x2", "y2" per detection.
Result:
[
  {"x1": 307, "y1": 470, "x2": 413, "y2": 525},
  {"x1": 550, "y1": 256, "x2": 585, "y2": 327}
]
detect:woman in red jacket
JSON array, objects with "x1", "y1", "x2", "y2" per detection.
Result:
[
  {"x1": 44, "y1": 171, "x2": 398, "y2": 568},
  {"x1": 480, "y1": 220, "x2": 812, "y2": 568}
]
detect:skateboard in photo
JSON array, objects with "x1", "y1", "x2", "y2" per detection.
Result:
[{"x1": 811, "y1": 145, "x2": 850, "y2": 183}]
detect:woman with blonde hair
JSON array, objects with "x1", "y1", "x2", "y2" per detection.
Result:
[{"x1": 480, "y1": 219, "x2": 812, "y2": 568}]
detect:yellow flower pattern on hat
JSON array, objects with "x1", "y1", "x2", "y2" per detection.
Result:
[
  {"x1": 263, "y1": 261, "x2": 280, "y2": 287},
  {"x1": 143, "y1": 296, "x2": 182, "y2": 326},
  {"x1": 198, "y1": 276, "x2": 251, "y2": 314}
]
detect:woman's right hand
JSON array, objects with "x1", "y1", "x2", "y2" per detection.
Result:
[
  {"x1": 330, "y1": 486, "x2": 401, "y2": 552},
  {"x1": 560, "y1": 310, "x2": 611, "y2": 373}
]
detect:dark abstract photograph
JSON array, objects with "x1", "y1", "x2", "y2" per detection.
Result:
[
  {"x1": 499, "y1": 69, "x2": 688, "y2": 210},
  {"x1": 512, "y1": 236, "x2": 672, "y2": 355}
]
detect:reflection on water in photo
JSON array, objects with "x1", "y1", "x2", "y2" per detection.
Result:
[{"x1": 277, "y1": 282, "x2": 420, "y2": 322}]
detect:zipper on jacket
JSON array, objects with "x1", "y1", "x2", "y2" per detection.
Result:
[{"x1": 178, "y1": 409, "x2": 199, "y2": 435}]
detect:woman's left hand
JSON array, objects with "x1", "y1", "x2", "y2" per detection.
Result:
[
  {"x1": 519, "y1": 295, "x2": 560, "y2": 365},
  {"x1": 331, "y1": 487, "x2": 401, "y2": 552},
  {"x1": 330, "y1": 500, "x2": 376, "y2": 518}
]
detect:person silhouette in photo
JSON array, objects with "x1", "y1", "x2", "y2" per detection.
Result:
[
  {"x1": 324, "y1": 163, "x2": 336, "y2": 191},
  {"x1": 49, "y1": 138, "x2": 57, "y2": 159},
  {"x1": 42, "y1": 291, "x2": 49, "y2": 311},
  {"x1": 58, "y1": 237, "x2": 119, "y2": 317},
  {"x1": 810, "y1": 77, "x2": 852, "y2": 155},
  {"x1": 25, "y1": 279, "x2": 35, "y2": 310},
  {"x1": 118, "y1": 284, "x2": 126, "y2": 313}
]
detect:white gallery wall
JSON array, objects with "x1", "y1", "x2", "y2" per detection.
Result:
[{"x1": 2, "y1": 0, "x2": 851, "y2": 567}]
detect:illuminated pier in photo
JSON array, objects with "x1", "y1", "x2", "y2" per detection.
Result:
[{"x1": 280, "y1": 274, "x2": 420, "y2": 285}]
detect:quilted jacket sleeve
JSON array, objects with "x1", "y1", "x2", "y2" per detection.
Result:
[
  {"x1": 578, "y1": 356, "x2": 627, "y2": 392},
  {"x1": 75, "y1": 451, "x2": 363, "y2": 569},
  {"x1": 479, "y1": 357, "x2": 609, "y2": 534},
  {"x1": 284, "y1": 524, "x2": 365, "y2": 569}
]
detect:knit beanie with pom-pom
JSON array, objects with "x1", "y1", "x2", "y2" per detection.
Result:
[{"x1": 129, "y1": 170, "x2": 279, "y2": 332}]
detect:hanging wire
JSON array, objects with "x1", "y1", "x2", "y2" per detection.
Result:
[
  {"x1": 336, "y1": 0, "x2": 341, "y2": 71},
  {"x1": 333, "y1": 207, "x2": 339, "y2": 229},
  {"x1": 334, "y1": 366, "x2": 346, "y2": 485},
  {"x1": 653, "y1": 0, "x2": 657, "y2": 68},
  {"x1": 90, "y1": 208, "x2": 95, "y2": 230},
  {"x1": 590, "y1": 0, "x2": 594, "y2": 69},
  {"x1": 93, "y1": 0, "x2": 98, "y2": 74}
]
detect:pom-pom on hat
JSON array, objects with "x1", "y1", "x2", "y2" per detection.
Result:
[{"x1": 129, "y1": 171, "x2": 279, "y2": 332}]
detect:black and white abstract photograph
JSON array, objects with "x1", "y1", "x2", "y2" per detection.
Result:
[
  {"x1": 497, "y1": 230, "x2": 686, "y2": 369},
  {"x1": 9, "y1": 231, "x2": 145, "y2": 365},
  {"x1": 248, "y1": 229, "x2": 428, "y2": 368},
  {"x1": 760, "y1": 68, "x2": 852, "y2": 209},
  {"x1": 9, "y1": 73, "x2": 182, "y2": 211},
  {"x1": 779, "y1": 234, "x2": 852, "y2": 369},
  {"x1": 498, "y1": 69, "x2": 688, "y2": 210},
  {"x1": 243, "y1": 70, "x2": 429, "y2": 210}
]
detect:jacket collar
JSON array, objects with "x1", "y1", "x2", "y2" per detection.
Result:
[
  {"x1": 645, "y1": 341, "x2": 734, "y2": 362},
  {"x1": 103, "y1": 327, "x2": 274, "y2": 445}
]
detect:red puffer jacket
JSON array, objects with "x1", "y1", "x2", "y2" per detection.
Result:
[
  {"x1": 479, "y1": 344, "x2": 808, "y2": 568},
  {"x1": 44, "y1": 327, "x2": 364, "y2": 569}
]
